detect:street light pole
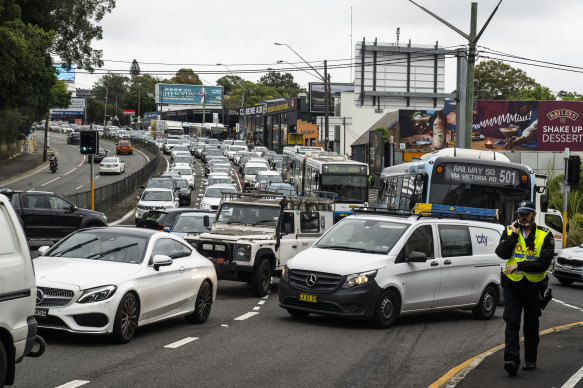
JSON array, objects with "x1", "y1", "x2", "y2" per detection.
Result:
[
  {"x1": 275, "y1": 42, "x2": 330, "y2": 150},
  {"x1": 103, "y1": 86, "x2": 108, "y2": 127},
  {"x1": 137, "y1": 83, "x2": 141, "y2": 129},
  {"x1": 217, "y1": 63, "x2": 247, "y2": 140}
]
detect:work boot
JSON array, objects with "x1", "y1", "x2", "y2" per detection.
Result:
[
  {"x1": 504, "y1": 361, "x2": 519, "y2": 376},
  {"x1": 523, "y1": 361, "x2": 536, "y2": 370}
]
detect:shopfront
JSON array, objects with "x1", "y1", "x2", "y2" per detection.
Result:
[{"x1": 262, "y1": 98, "x2": 297, "y2": 153}]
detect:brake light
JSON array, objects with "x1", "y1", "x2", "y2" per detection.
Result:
[
  {"x1": 100, "y1": 164, "x2": 104, "y2": 167},
  {"x1": 113, "y1": 164, "x2": 119, "y2": 167},
  {"x1": 157, "y1": 224, "x2": 169, "y2": 231}
]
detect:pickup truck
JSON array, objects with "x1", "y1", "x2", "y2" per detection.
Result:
[
  {"x1": 0, "y1": 189, "x2": 107, "y2": 241},
  {"x1": 186, "y1": 194, "x2": 334, "y2": 296}
]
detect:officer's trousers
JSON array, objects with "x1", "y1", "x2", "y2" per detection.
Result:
[{"x1": 503, "y1": 283, "x2": 541, "y2": 364}]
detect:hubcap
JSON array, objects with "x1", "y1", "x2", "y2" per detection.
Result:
[
  {"x1": 197, "y1": 282, "x2": 212, "y2": 319},
  {"x1": 381, "y1": 297, "x2": 393, "y2": 319},
  {"x1": 483, "y1": 293, "x2": 493, "y2": 312},
  {"x1": 121, "y1": 296, "x2": 137, "y2": 339}
]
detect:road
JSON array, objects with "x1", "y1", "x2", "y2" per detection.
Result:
[{"x1": 10, "y1": 148, "x2": 583, "y2": 387}]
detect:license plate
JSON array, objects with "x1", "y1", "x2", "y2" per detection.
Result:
[
  {"x1": 563, "y1": 265, "x2": 572, "y2": 271},
  {"x1": 34, "y1": 308, "x2": 48, "y2": 317},
  {"x1": 215, "y1": 245, "x2": 225, "y2": 252},
  {"x1": 299, "y1": 294, "x2": 317, "y2": 303},
  {"x1": 202, "y1": 243, "x2": 213, "y2": 250}
]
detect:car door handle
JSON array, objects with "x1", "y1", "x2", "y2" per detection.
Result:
[
  {"x1": 444, "y1": 260, "x2": 452, "y2": 265},
  {"x1": 431, "y1": 261, "x2": 439, "y2": 267},
  {"x1": 179, "y1": 266, "x2": 185, "y2": 272},
  {"x1": 291, "y1": 244, "x2": 298, "y2": 248}
]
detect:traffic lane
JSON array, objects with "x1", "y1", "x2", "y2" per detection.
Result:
[
  {"x1": 548, "y1": 275, "x2": 583, "y2": 309},
  {"x1": 16, "y1": 279, "x2": 583, "y2": 388},
  {"x1": 13, "y1": 280, "x2": 266, "y2": 388}
]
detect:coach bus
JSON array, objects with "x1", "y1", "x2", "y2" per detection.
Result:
[
  {"x1": 290, "y1": 152, "x2": 369, "y2": 221},
  {"x1": 377, "y1": 148, "x2": 563, "y2": 251}
]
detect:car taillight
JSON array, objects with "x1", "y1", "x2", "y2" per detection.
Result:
[
  {"x1": 113, "y1": 164, "x2": 119, "y2": 167},
  {"x1": 157, "y1": 224, "x2": 169, "y2": 231},
  {"x1": 100, "y1": 164, "x2": 104, "y2": 167}
]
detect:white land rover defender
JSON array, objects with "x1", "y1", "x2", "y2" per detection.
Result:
[{"x1": 185, "y1": 194, "x2": 334, "y2": 296}]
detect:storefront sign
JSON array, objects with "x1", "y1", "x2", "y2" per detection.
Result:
[
  {"x1": 122, "y1": 109, "x2": 136, "y2": 116},
  {"x1": 266, "y1": 98, "x2": 295, "y2": 114}
]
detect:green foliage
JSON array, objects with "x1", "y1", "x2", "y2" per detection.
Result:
[
  {"x1": 515, "y1": 84, "x2": 556, "y2": 101},
  {"x1": 49, "y1": 80, "x2": 71, "y2": 108},
  {"x1": 92, "y1": 73, "x2": 129, "y2": 104},
  {"x1": 474, "y1": 60, "x2": 538, "y2": 100},
  {"x1": 0, "y1": 108, "x2": 27, "y2": 144},
  {"x1": 86, "y1": 97, "x2": 104, "y2": 124},
  {"x1": 559, "y1": 92, "x2": 583, "y2": 101},
  {"x1": 259, "y1": 71, "x2": 299, "y2": 89},
  {"x1": 123, "y1": 74, "x2": 159, "y2": 115},
  {"x1": 170, "y1": 68, "x2": 202, "y2": 85}
]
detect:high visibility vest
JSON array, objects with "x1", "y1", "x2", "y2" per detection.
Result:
[{"x1": 505, "y1": 225, "x2": 549, "y2": 283}]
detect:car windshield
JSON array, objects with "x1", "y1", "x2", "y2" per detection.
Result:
[
  {"x1": 173, "y1": 146, "x2": 189, "y2": 152},
  {"x1": 314, "y1": 218, "x2": 410, "y2": 254},
  {"x1": 172, "y1": 215, "x2": 214, "y2": 233},
  {"x1": 142, "y1": 191, "x2": 173, "y2": 201},
  {"x1": 102, "y1": 157, "x2": 118, "y2": 163},
  {"x1": 167, "y1": 139, "x2": 181, "y2": 144},
  {"x1": 206, "y1": 150, "x2": 223, "y2": 157},
  {"x1": 174, "y1": 157, "x2": 192, "y2": 164},
  {"x1": 217, "y1": 204, "x2": 280, "y2": 226},
  {"x1": 47, "y1": 230, "x2": 148, "y2": 264},
  {"x1": 175, "y1": 179, "x2": 189, "y2": 188},
  {"x1": 146, "y1": 180, "x2": 174, "y2": 189},
  {"x1": 172, "y1": 168, "x2": 192, "y2": 176},
  {"x1": 209, "y1": 178, "x2": 232, "y2": 186},
  {"x1": 230, "y1": 146, "x2": 246, "y2": 152},
  {"x1": 205, "y1": 187, "x2": 236, "y2": 198},
  {"x1": 245, "y1": 166, "x2": 269, "y2": 175},
  {"x1": 258, "y1": 174, "x2": 283, "y2": 183}
]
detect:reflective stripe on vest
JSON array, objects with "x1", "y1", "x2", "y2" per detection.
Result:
[{"x1": 505, "y1": 226, "x2": 548, "y2": 282}]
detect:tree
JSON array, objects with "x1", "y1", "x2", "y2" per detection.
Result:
[
  {"x1": 170, "y1": 68, "x2": 202, "y2": 85},
  {"x1": 123, "y1": 74, "x2": 159, "y2": 115},
  {"x1": 130, "y1": 59, "x2": 141, "y2": 77},
  {"x1": 91, "y1": 73, "x2": 129, "y2": 106},
  {"x1": 514, "y1": 84, "x2": 556, "y2": 101},
  {"x1": 86, "y1": 97, "x2": 104, "y2": 124},
  {"x1": 474, "y1": 60, "x2": 538, "y2": 100},
  {"x1": 259, "y1": 71, "x2": 300, "y2": 89},
  {"x1": 49, "y1": 80, "x2": 72, "y2": 108},
  {"x1": 217, "y1": 75, "x2": 244, "y2": 96},
  {"x1": 559, "y1": 92, "x2": 583, "y2": 101},
  {"x1": 18, "y1": 0, "x2": 116, "y2": 71}
]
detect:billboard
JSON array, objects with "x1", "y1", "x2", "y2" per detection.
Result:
[
  {"x1": 54, "y1": 65, "x2": 75, "y2": 82},
  {"x1": 309, "y1": 83, "x2": 354, "y2": 113},
  {"x1": 398, "y1": 106, "x2": 454, "y2": 152},
  {"x1": 155, "y1": 84, "x2": 223, "y2": 105}
]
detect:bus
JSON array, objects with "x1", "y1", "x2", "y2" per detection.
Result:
[
  {"x1": 290, "y1": 152, "x2": 369, "y2": 221},
  {"x1": 377, "y1": 148, "x2": 563, "y2": 252}
]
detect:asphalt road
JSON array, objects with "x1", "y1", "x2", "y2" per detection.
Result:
[{"x1": 11, "y1": 150, "x2": 583, "y2": 387}]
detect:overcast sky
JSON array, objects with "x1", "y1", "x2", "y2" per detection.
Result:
[{"x1": 74, "y1": 0, "x2": 583, "y2": 98}]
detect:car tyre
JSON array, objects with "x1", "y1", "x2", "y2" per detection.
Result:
[
  {"x1": 251, "y1": 258, "x2": 272, "y2": 297},
  {"x1": 472, "y1": 285, "x2": 497, "y2": 320},
  {"x1": 111, "y1": 293, "x2": 139, "y2": 344},
  {"x1": 185, "y1": 280, "x2": 213, "y2": 324},
  {"x1": 287, "y1": 308, "x2": 309, "y2": 318},
  {"x1": 0, "y1": 340, "x2": 7, "y2": 387},
  {"x1": 557, "y1": 276, "x2": 574, "y2": 286},
  {"x1": 371, "y1": 289, "x2": 399, "y2": 329}
]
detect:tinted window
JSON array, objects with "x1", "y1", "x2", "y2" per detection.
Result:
[
  {"x1": 23, "y1": 195, "x2": 47, "y2": 209},
  {"x1": 404, "y1": 225, "x2": 434, "y2": 258},
  {"x1": 438, "y1": 225, "x2": 472, "y2": 257},
  {"x1": 48, "y1": 196, "x2": 71, "y2": 210}
]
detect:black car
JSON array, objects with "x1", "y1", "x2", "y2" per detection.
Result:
[
  {"x1": 136, "y1": 208, "x2": 213, "y2": 230},
  {"x1": 174, "y1": 178, "x2": 192, "y2": 206},
  {"x1": 67, "y1": 132, "x2": 80, "y2": 144},
  {"x1": 89, "y1": 147, "x2": 108, "y2": 163}
]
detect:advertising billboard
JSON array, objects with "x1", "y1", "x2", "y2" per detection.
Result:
[
  {"x1": 155, "y1": 84, "x2": 223, "y2": 105},
  {"x1": 54, "y1": 65, "x2": 75, "y2": 82},
  {"x1": 309, "y1": 83, "x2": 354, "y2": 113},
  {"x1": 398, "y1": 106, "x2": 454, "y2": 152}
]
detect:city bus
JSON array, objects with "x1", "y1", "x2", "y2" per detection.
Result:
[
  {"x1": 290, "y1": 152, "x2": 369, "y2": 221},
  {"x1": 377, "y1": 148, "x2": 563, "y2": 252}
]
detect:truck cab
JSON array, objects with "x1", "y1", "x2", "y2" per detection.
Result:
[{"x1": 186, "y1": 194, "x2": 334, "y2": 296}]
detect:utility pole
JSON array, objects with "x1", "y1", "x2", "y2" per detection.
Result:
[
  {"x1": 324, "y1": 60, "x2": 329, "y2": 151},
  {"x1": 137, "y1": 84, "x2": 141, "y2": 129},
  {"x1": 202, "y1": 86, "x2": 206, "y2": 124},
  {"x1": 103, "y1": 86, "x2": 108, "y2": 127},
  {"x1": 409, "y1": 0, "x2": 502, "y2": 149}
]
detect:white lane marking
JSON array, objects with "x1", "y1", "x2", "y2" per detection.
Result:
[
  {"x1": 253, "y1": 306, "x2": 261, "y2": 311},
  {"x1": 164, "y1": 337, "x2": 199, "y2": 349},
  {"x1": 234, "y1": 312, "x2": 259, "y2": 321},
  {"x1": 64, "y1": 168, "x2": 76, "y2": 176},
  {"x1": 220, "y1": 324, "x2": 229, "y2": 327},
  {"x1": 258, "y1": 300, "x2": 265, "y2": 305},
  {"x1": 40, "y1": 176, "x2": 61, "y2": 186},
  {"x1": 263, "y1": 294, "x2": 269, "y2": 299},
  {"x1": 55, "y1": 380, "x2": 90, "y2": 388},
  {"x1": 77, "y1": 157, "x2": 85, "y2": 167},
  {"x1": 75, "y1": 185, "x2": 83, "y2": 190},
  {"x1": 562, "y1": 365, "x2": 583, "y2": 388},
  {"x1": 554, "y1": 298, "x2": 583, "y2": 313}
]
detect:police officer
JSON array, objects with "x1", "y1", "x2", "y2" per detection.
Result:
[{"x1": 495, "y1": 200, "x2": 554, "y2": 376}]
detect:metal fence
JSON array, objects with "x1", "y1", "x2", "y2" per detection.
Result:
[{"x1": 64, "y1": 138, "x2": 161, "y2": 212}]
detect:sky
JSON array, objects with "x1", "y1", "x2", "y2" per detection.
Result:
[{"x1": 73, "y1": 0, "x2": 583, "y2": 98}]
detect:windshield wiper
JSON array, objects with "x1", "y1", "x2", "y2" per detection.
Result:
[
  {"x1": 250, "y1": 220, "x2": 276, "y2": 226},
  {"x1": 52, "y1": 237, "x2": 99, "y2": 257},
  {"x1": 86, "y1": 243, "x2": 139, "y2": 260}
]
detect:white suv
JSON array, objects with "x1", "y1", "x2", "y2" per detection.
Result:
[
  {"x1": 279, "y1": 206, "x2": 504, "y2": 328},
  {"x1": 0, "y1": 194, "x2": 45, "y2": 386}
]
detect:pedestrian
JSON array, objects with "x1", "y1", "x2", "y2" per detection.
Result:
[
  {"x1": 369, "y1": 172, "x2": 375, "y2": 187},
  {"x1": 495, "y1": 200, "x2": 554, "y2": 377}
]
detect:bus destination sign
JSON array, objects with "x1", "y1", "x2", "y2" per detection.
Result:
[
  {"x1": 324, "y1": 165, "x2": 366, "y2": 174},
  {"x1": 443, "y1": 163, "x2": 521, "y2": 186}
]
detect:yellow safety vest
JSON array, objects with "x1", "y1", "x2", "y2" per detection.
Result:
[{"x1": 505, "y1": 226, "x2": 549, "y2": 283}]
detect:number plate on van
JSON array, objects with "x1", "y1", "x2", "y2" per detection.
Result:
[
  {"x1": 299, "y1": 294, "x2": 317, "y2": 303},
  {"x1": 34, "y1": 308, "x2": 48, "y2": 317}
]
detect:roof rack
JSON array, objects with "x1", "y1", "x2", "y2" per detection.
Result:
[
  {"x1": 220, "y1": 192, "x2": 333, "y2": 211},
  {"x1": 353, "y1": 203, "x2": 499, "y2": 223}
]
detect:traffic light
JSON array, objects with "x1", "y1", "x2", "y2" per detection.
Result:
[
  {"x1": 80, "y1": 130, "x2": 98, "y2": 154},
  {"x1": 567, "y1": 155, "x2": 581, "y2": 186}
]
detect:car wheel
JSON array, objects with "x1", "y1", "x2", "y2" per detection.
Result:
[
  {"x1": 130, "y1": 151, "x2": 133, "y2": 155},
  {"x1": 371, "y1": 289, "x2": 399, "y2": 329},
  {"x1": 185, "y1": 280, "x2": 213, "y2": 324},
  {"x1": 472, "y1": 285, "x2": 497, "y2": 320},
  {"x1": 0, "y1": 340, "x2": 7, "y2": 387},
  {"x1": 287, "y1": 308, "x2": 309, "y2": 318},
  {"x1": 557, "y1": 276, "x2": 574, "y2": 286},
  {"x1": 111, "y1": 293, "x2": 139, "y2": 344},
  {"x1": 251, "y1": 258, "x2": 272, "y2": 297}
]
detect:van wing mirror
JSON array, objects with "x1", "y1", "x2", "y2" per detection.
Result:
[
  {"x1": 540, "y1": 195, "x2": 549, "y2": 213},
  {"x1": 203, "y1": 215, "x2": 210, "y2": 228},
  {"x1": 407, "y1": 251, "x2": 428, "y2": 263}
]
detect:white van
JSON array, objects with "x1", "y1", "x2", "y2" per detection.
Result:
[
  {"x1": 243, "y1": 161, "x2": 270, "y2": 190},
  {"x1": 0, "y1": 194, "x2": 44, "y2": 386},
  {"x1": 278, "y1": 204, "x2": 505, "y2": 328}
]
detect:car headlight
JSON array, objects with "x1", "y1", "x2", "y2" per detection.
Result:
[
  {"x1": 281, "y1": 264, "x2": 289, "y2": 281},
  {"x1": 77, "y1": 285, "x2": 117, "y2": 303},
  {"x1": 234, "y1": 244, "x2": 251, "y2": 261},
  {"x1": 342, "y1": 270, "x2": 378, "y2": 288},
  {"x1": 201, "y1": 202, "x2": 210, "y2": 208}
]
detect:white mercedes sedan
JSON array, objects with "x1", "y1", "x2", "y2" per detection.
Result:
[
  {"x1": 34, "y1": 227, "x2": 217, "y2": 343},
  {"x1": 99, "y1": 156, "x2": 125, "y2": 175}
]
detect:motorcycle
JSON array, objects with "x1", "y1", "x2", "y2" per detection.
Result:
[{"x1": 49, "y1": 159, "x2": 57, "y2": 173}]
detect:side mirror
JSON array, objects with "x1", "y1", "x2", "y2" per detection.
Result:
[
  {"x1": 203, "y1": 215, "x2": 210, "y2": 228},
  {"x1": 140, "y1": 185, "x2": 145, "y2": 189},
  {"x1": 69, "y1": 204, "x2": 77, "y2": 212},
  {"x1": 540, "y1": 195, "x2": 549, "y2": 213},
  {"x1": 135, "y1": 196, "x2": 140, "y2": 200},
  {"x1": 37, "y1": 246, "x2": 50, "y2": 256},
  {"x1": 407, "y1": 251, "x2": 428, "y2": 263},
  {"x1": 162, "y1": 226, "x2": 171, "y2": 232},
  {"x1": 152, "y1": 254, "x2": 173, "y2": 270}
]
